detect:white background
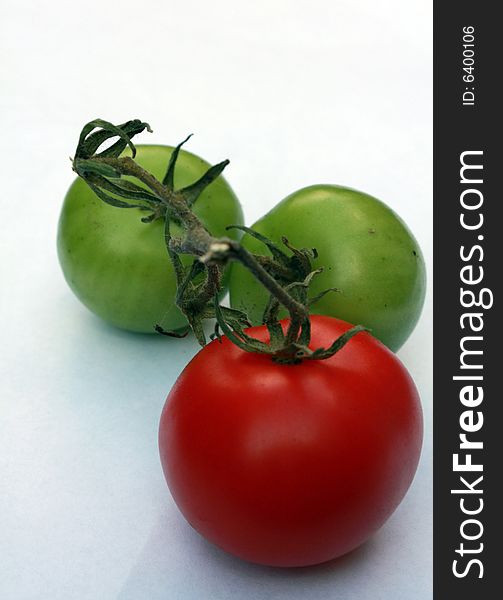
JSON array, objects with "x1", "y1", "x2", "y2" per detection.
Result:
[{"x1": 1, "y1": 1, "x2": 432, "y2": 598}]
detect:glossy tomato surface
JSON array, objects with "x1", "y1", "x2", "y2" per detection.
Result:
[
  {"x1": 57, "y1": 145, "x2": 243, "y2": 332},
  {"x1": 228, "y1": 184, "x2": 426, "y2": 351},
  {"x1": 159, "y1": 316, "x2": 423, "y2": 567}
]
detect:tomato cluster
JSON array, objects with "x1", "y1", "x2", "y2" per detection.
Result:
[{"x1": 60, "y1": 130, "x2": 424, "y2": 568}]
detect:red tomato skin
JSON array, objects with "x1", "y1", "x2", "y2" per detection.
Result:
[{"x1": 159, "y1": 316, "x2": 422, "y2": 567}]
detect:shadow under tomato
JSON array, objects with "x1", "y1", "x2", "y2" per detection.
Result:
[
  {"x1": 191, "y1": 525, "x2": 379, "y2": 576},
  {"x1": 116, "y1": 509, "x2": 385, "y2": 600}
]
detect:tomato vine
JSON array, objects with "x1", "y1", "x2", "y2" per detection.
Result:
[{"x1": 72, "y1": 119, "x2": 365, "y2": 362}]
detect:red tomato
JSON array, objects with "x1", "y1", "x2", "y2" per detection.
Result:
[{"x1": 159, "y1": 316, "x2": 422, "y2": 567}]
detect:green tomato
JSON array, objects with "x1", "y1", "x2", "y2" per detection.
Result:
[
  {"x1": 58, "y1": 145, "x2": 243, "y2": 333},
  {"x1": 228, "y1": 185, "x2": 426, "y2": 351}
]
